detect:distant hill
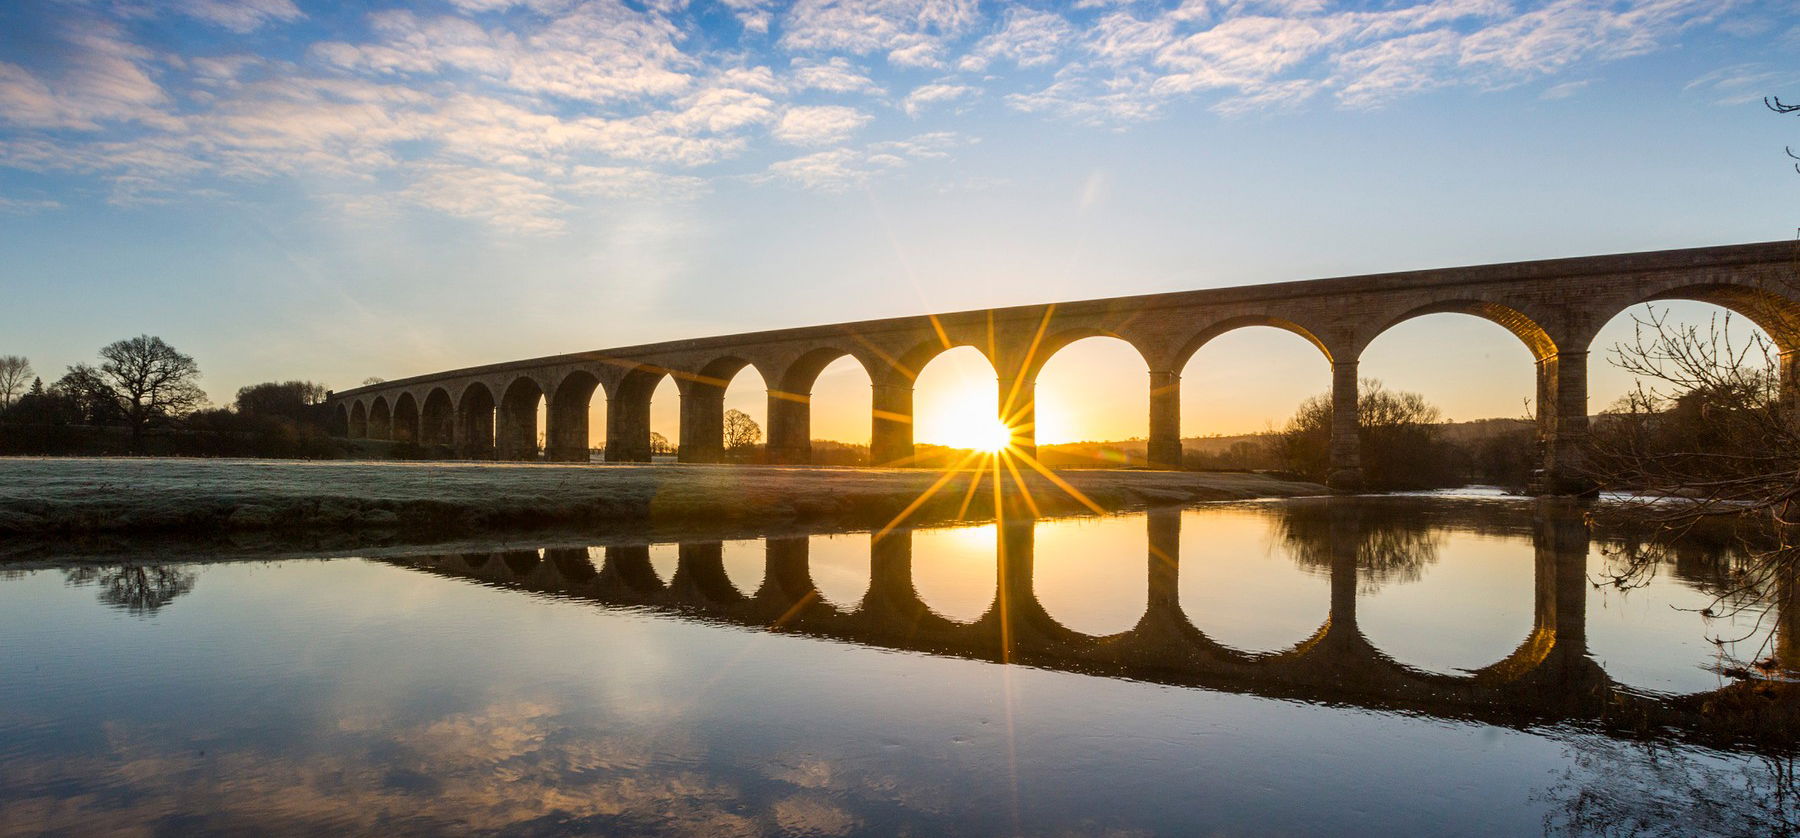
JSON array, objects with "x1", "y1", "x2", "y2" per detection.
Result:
[{"x1": 1037, "y1": 417, "x2": 1539, "y2": 469}]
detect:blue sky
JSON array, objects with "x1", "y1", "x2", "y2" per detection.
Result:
[{"x1": 2, "y1": 0, "x2": 1797, "y2": 441}]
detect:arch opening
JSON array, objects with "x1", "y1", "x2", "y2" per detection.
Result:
[
  {"x1": 1032, "y1": 336, "x2": 1149, "y2": 467},
  {"x1": 606, "y1": 368, "x2": 677, "y2": 462},
  {"x1": 1178, "y1": 505, "x2": 1332, "y2": 655},
  {"x1": 1357, "y1": 526, "x2": 1537, "y2": 678},
  {"x1": 1357, "y1": 313, "x2": 1540, "y2": 491},
  {"x1": 778, "y1": 349, "x2": 874, "y2": 466},
  {"x1": 456, "y1": 382, "x2": 497, "y2": 459},
  {"x1": 913, "y1": 346, "x2": 1007, "y2": 466},
  {"x1": 1178, "y1": 323, "x2": 1333, "y2": 473},
  {"x1": 330, "y1": 403, "x2": 350, "y2": 438},
  {"x1": 808, "y1": 532, "x2": 872, "y2": 609},
  {"x1": 497, "y1": 377, "x2": 545, "y2": 461},
  {"x1": 367, "y1": 396, "x2": 392, "y2": 441},
  {"x1": 420, "y1": 388, "x2": 454, "y2": 451},
  {"x1": 720, "y1": 364, "x2": 769, "y2": 464},
  {"x1": 548, "y1": 371, "x2": 603, "y2": 463},
  {"x1": 391, "y1": 393, "x2": 419, "y2": 444},
  {"x1": 1032, "y1": 515, "x2": 1147, "y2": 637},
  {"x1": 910, "y1": 523, "x2": 997, "y2": 624},
  {"x1": 348, "y1": 401, "x2": 368, "y2": 439}
]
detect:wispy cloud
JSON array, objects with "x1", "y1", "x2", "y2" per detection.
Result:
[{"x1": 0, "y1": 0, "x2": 1744, "y2": 231}]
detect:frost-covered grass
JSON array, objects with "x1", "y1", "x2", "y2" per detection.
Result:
[{"x1": 0, "y1": 457, "x2": 1324, "y2": 536}]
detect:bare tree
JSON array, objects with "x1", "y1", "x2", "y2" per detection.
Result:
[
  {"x1": 1585, "y1": 299, "x2": 1799, "y2": 674},
  {"x1": 649, "y1": 431, "x2": 673, "y2": 455},
  {"x1": 95, "y1": 335, "x2": 207, "y2": 451},
  {"x1": 1771, "y1": 96, "x2": 1800, "y2": 173},
  {"x1": 64, "y1": 564, "x2": 197, "y2": 616},
  {"x1": 724, "y1": 408, "x2": 762, "y2": 451},
  {"x1": 362, "y1": 376, "x2": 386, "y2": 386},
  {"x1": 0, "y1": 355, "x2": 31, "y2": 408}
]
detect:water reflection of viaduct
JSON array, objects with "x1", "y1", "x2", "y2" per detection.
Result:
[
  {"x1": 389, "y1": 504, "x2": 1798, "y2": 742},
  {"x1": 329, "y1": 241, "x2": 1800, "y2": 492}
]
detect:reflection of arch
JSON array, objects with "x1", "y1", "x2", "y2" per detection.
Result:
[
  {"x1": 607, "y1": 366, "x2": 670, "y2": 462},
  {"x1": 420, "y1": 388, "x2": 454, "y2": 448},
  {"x1": 548, "y1": 370, "x2": 601, "y2": 462},
  {"x1": 456, "y1": 382, "x2": 496, "y2": 459},
  {"x1": 498, "y1": 377, "x2": 545, "y2": 461},
  {"x1": 602, "y1": 545, "x2": 665, "y2": 594},
  {"x1": 391, "y1": 392, "x2": 419, "y2": 443},
  {"x1": 367, "y1": 396, "x2": 392, "y2": 441},
  {"x1": 1367, "y1": 300, "x2": 1558, "y2": 361},
  {"x1": 348, "y1": 401, "x2": 368, "y2": 439},
  {"x1": 501, "y1": 550, "x2": 541, "y2": 578}
]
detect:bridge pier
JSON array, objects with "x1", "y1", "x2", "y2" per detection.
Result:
[
  {"x1": 1536, "y1": 351, "x2": 1593, "y2": 496},
  {"x1": 999, "y1": 376, "x2": 1036, "y2": 460},
  {"x1": 1783, "y1": 350, "x2": 1799, "y2": 433},
  {"x1": 871, "y1": 380, "x2": 913, "y2": 467},
  {"x1": 1147, "y1": 371, "x2": 1182, "y2": 469},
  {"x1": 496, "y1": 388, "x2": 539, "y2": 461},
  {"x1": 679, "y1": 384, "x2": 725, "y2": 463},
  {"x1": 1328, "y1": 362, "x2": 1363, "y2": 491},
  {"x1": 767, "y1": 391, "x2": 811, "y2": 465},
  {"x1": 455, "y1": 389, "x2": 496, "y2": 459},
  {"x1": 546, "y1": 380, "x2": 595, "y2": 463},
  {"x1": 605, "y1": 389, "x2": 652, "y2": 462}
]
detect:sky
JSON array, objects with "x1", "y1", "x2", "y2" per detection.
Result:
[{"x1": 2, "y1": 0, "x2": 1797, "y2": 446}]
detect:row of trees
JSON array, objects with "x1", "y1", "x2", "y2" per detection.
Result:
[{"x1": 0, "y1": 337, "x2": 341, "y2": 458}]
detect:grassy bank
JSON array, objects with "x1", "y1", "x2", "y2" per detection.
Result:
[{"x1": 0, "y1": 457, "x2": 1326, "y2": 537}]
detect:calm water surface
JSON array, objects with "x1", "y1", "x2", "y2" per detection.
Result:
[{"x1": 1, "y1": 496, "x2": 1795, "y2": 836}]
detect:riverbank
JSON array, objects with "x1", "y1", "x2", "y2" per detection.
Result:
[{"x1": 0, "y1": 457, "x2": 1326, "y2": 537}]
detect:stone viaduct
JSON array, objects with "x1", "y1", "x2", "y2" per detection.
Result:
[{"x1": 327, "y1": 240, "x2": 1800, "y2": 492}]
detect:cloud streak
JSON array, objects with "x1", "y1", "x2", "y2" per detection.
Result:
[{"x1": 0, "y1": 0, "x2": 1742, "y2": 230}]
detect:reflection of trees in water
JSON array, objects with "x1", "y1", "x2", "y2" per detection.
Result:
[
  {"x1": 64, "y1": 565, "x2": 197, "y2": 615},
  {"x1": 1275, "y1": 502, "x2": 1447, "y2": 593},
  {"x1": 1539, "y1": 738, "x2": 1799, "y2": 837}
]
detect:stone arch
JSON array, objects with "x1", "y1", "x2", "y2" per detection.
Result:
[
  {"x1": 367, "y1": 395, "x2": 392, "y2": 441},
  {"x1": 1026, "y1": 331, "x2": 1153, "y2": 453},
  {"x1": 679, "y1": 355, "x2": 763, "y2": 464},
  {"x1": 774, "y1": 347, "x2": 878, "y2": 465},
  {"x1": 456, "y1": 381, "x2": 497, "y2": 459},
  {"x1": 420, "y1": 387, "x2": 454, "y2": 448},
  {"x1": 1590, "y1": 281, "x2": 1800, "y2": 352},
  {"x1": 348, "y1": 400, "x2": 368, "y2": 439},
  {"x1": 1364, "y1": 299, "x2": 1559, "y2": 362},
  {"x1": 330, "y1": 402, "x2": 350, "y2": 437},
  {"x1": 547, "y1": 370, "x2": 602, "y2": 462},
  {"x1": 607, "y1": 365, "x2": 673, "y2": 462},
  {"x1": 497, "y1": 376, "x2": 546, "y2": 460},
  {"x1": 1173, "y1": 315, "x2": 1335, "y2": 370},
  {"x1": 909, "y1": 344, "x2": 1008, "y2": 456},
  {"x1": 391, "y1": 392, "x2": 419, "y2": 443}
]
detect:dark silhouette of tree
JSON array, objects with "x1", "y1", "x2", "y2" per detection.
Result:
[
  {"x1": 649, "y1": 431, "x2": 673, "y2": 455},
  {"x1": 235, "y1": 380, "x2": 328, "y2": 423},
  {"x1": 0, "y1": 355, "x2": 30, "y2": 408},
  {"x1": 1275, "y1": 500, "x2": 1447, "y2": 593},
  {"x1": 1279, "y1": 378, "x2": 1458, "y2": 489},
  {"x1": 64, "y1": 564, "x2": 197, "y2": 616},
  {"x1": 724, "y1": 408, "x2": 762, "y2": 451},
  {"x1": 1771, "y1": 96, "x2": 1800, "y2": 173},
  {"x1": 94, "y1": 335, "x2": 207, "y2": 451},
  {"x1": 362, "y1": 376, "x2": 386, "y2": 386},
  {"x1": 51, "y1": 364, "x2": 126, "y2": 425}
]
